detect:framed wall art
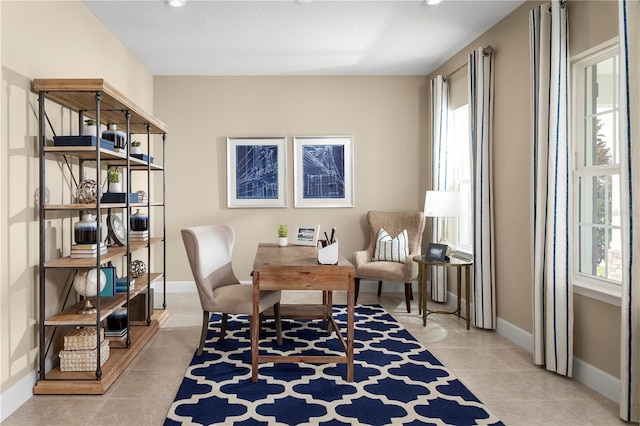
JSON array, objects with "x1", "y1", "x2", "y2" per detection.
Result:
[
  {"x1": 293, "y1": 135, "x2": 354, "y2": 208},
  {"x1": 227, "y1": 137, "x2": 287, "y2": 208}
]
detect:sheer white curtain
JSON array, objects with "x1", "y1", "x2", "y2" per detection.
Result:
[
  {"x1": 530, "y1": 1, "x2": 572, "y2": 376},
  {"x1": 618, "y1": 0, "x2": 639, "y2": 421},
  {"x1": 468, "y1": 46, "x2": 496, "y2": 329},
  {"x1": 430, "y1": 75, "x2": 449, "y2": 302}
]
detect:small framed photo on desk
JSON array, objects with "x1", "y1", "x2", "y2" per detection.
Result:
[
  {"x1": 293, "y1": 224, "x2": 320, "y2": 246},
  {"x1": 425, "y1": 243, "x2": 448, "y2": 262}
]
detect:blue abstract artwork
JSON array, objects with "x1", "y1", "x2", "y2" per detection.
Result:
[
  {"x1": 235, "y1": 145, "x2": 279, "y2": 199},
  {"x1": 301, "y1": 145, "x2": 345, "y2": 199}
]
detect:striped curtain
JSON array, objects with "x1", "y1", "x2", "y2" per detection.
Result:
[
  {"x1": 619, "y1": 1, "x2": 639, "y2": 421},
  {"x1": 530, "y1": 1, "x2": 572, "y2": 376},
  {"x1": 430, "y1": 75, "x2": 449, "y2": 303},
  {"x1": 468, "y1": 47, "x2": 496, "y2": 329}
]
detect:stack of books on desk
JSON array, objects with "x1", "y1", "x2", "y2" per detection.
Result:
[
  {"x1": 70, "y1": 243, "x2": 107, "y2": 259},
  {"x1": 130, "y1": 230, "x2": 149, "y2": 242}
]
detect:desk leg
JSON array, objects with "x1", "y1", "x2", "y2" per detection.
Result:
[
  {"x1": 465, "y1": 266, "x2": 471, "y2": 330},
  {"x1": 346, "y1": 272, "x2": 355, "y2": 382},
  {"x1": 251, "y1": 272, "x2": 260, "y2": 383},
  {"x1": 326, "y1": 291, "x2": 334, "y2": 334}
]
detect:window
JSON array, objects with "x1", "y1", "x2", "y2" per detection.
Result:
[
  {"x1": 447, "y1": 104, "x2": 472, "y2": 253},
  {"x1": 572, "y1": 42, "x2": 621, "y2": 303}
]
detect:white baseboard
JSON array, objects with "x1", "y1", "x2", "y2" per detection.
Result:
[
  {"x1": 573, "y1": 356, "x2": 620, "y2": 403},
  {"x1": 0, "y1": 371, "x2": 36, "y2": 423},
  {"x1": 152, "y1": 280, "x2": 196, "y2": 293}
]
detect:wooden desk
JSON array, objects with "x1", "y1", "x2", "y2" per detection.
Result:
[
  {"x1": 413, "y1": 255, "x2": 473, "y2": 329},
  {"x1": 251, "y1": 243, "x2": 355, "y2": 383}
]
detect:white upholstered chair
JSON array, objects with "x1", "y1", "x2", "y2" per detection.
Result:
[
  {"x1": 352, "y1": 211, "x2": 425, "y2": 313},
  {"x1": 181, "y1": 224, "x2": 282, "y2": 356}
]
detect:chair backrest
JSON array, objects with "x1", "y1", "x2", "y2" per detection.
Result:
[
  {"x1": 181, "y1": 224, "x2": 240, "y2": 310},
  {"x1": 365, "y1": 211, "x2": 426, "y2": 257}
]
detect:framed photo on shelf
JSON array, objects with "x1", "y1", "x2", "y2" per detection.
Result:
[
  {"x1": 425, "y1": 243, "x2": 448, "y2": 262},
  {"x1": 227, "y1": 137, "x2": 287, "y2": 208},
  {"x1": 293, "y1": 224, "x2": 320, "y2": 246},
  {"x1": 293, "y1": 135, "x2": 354, "y2": 208}
]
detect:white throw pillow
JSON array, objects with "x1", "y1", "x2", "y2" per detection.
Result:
[{"x1": 372, "y1": 228, "x2": 409, "y2": 263}]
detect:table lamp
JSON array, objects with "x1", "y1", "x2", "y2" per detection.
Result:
[{"x1": 424, "y1": 190, "x2": 465, "y2": 255}]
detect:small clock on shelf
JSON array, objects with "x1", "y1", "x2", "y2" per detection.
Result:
[{"x1": 107, "y1": 214, "x2": 127, "y2": 246}]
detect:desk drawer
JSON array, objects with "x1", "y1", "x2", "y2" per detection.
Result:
[{"x1": 256, "y1": 271, "x2": 351, "y2": 291}]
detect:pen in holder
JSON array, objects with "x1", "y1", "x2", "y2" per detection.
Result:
[{"x1": 318, "y1": 240, "x2": 339, "y2": 265}]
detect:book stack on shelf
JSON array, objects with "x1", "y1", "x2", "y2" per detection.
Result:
[
  {"x1": 70, "y1": 243, "x2": 107, "y2": 259},
  {"x1": 104, "y1": 328, "x2": 127, "y2": 342},
  {"x1": 130, "y1": 230, "x2": 149, "y2": 242},
  {"x1": 105, "y1": 308, "x2": 127, "y2": 342},
  {"x1": 59, "y1": 328, "x2": 110, "y2": 371},
  {"x1": 116, "y1": 276, "x2": 136, "y2": 293}
]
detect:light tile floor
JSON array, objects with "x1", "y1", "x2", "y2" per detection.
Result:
[{"x1": 3, "y1": 291, "x2": 624, "y2": 425}]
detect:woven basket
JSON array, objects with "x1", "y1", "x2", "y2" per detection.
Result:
[
  {"x1": 63, "y1": 327, "x2": 104, "y2": 351},
  {"x1": 60, "y1": 340, "x2": 109, "y2": 372}
]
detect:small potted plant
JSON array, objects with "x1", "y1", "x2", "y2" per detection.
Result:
[
  {"x1": 277, "y1": 224, "x2": 288, "y2": 247},
  {"x1": 131, "y1": 140, "x2": 142, "y2": 155},
  {"x1": 84, "y1": 118, "x2": 99, "y2": 137},
  {"x1": 107, "y1": 167, "x2": 122, "y2": 193}
]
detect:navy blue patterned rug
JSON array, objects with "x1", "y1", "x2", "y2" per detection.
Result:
[{"x1": 165, "y1": 305, "x2": 503, "y2": 426}]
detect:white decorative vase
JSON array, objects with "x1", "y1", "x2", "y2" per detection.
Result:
[
  {"x1": 278, "y1": 237, "x2": 288, "y2": 247},
  {"x1": 131, "y1": 146, "x2": 142, "y2": 154},
  {"x1": 109, "y1": 182, "x2": 122, "y2": 193}
]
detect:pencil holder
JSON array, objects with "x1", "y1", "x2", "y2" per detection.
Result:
[{"x1": 318, "y1": 240, "x2": 339, "y2": 265}]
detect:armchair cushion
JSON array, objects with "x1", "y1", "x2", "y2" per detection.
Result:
[{"x1": 372, "y1": 228, "x2": 409, "y2": 263}]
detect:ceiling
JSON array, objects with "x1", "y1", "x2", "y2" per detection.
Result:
[{"x1": 83, "y1": 0, "x2": 525, "y2": 76}]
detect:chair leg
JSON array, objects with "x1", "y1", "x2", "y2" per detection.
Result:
[
  {"x1": 219, "y1": 313, "x2": 228, "y2": 341},
  {"x1": 274, "y1": 303, "x2": 283, "y2": 346},
  {"x1": 197, "y1": 311, "x2": 210, "y2": 356},
  {"x1": 377, "y1": 281, "x2": 383, "y2": 297},
  {"x1": 404, "y1": 283, "x2": 412, "y2": 313},
  {"x1": 355, "y1": 278, "x2": 361, "y2": 304}
]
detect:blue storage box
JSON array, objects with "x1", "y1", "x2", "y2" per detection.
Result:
[
  {"x1": 100, "y1": 192, "x2": 139, "y2": 203},
  {"x1": 53, "y1": 136, "x2": 115, "y2": 151}
]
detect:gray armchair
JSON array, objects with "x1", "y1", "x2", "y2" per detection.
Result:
[
  {"x1": 181, "y1": 224, "x2": 282, "y2": 356},
  {"x1": 352, "y1": 211, "x2": 425, "y2": 313}
]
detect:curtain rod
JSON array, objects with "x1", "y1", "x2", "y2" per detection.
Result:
[
  {"x1": 442, "y1": 45, "x2": 493, "y2": 81},
  {"x1": 443, "y1": 63, "x2": 467, "y2": 81}
]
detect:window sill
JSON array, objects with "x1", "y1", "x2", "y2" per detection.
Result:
[{"x1": 573, "y1": 279, "x2": 622, "y2": 307}]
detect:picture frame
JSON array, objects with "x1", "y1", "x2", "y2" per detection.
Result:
[
  {"x1": 425, "y1": 243, "x2": 448, "y2": 262},
  {"x1": 293, "y1": 224, "x2": 320, "y2": 246},
  {"x1": 227, "y1": 137, "x2": 287, "y2": 208},
  {"x1": 293, "y1": 135, "x2": 354, "y2": 208}
]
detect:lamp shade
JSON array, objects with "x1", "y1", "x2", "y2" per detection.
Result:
[{"x1": 424, "y1": 190, "x2": 465, "y2": 217}]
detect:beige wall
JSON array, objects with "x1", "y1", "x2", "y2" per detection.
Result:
[
  {"x1": 154, "y1": 76, "x2": 430, "y2": 282},
  {"x1": 1, "y1": 0, "x2": 154, "y2": 412},
  {"x1": 427, "y1": 0, "x2": 620, "y2": 377},
  {"x1": 0, "y1": 0, "x2": 624, "y2": 418}
]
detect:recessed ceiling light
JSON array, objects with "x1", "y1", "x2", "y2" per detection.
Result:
[
  {"x1": 167, "y1": 0, "x2": 185, "y2": 8},
  {"x1": 427, "y1": 0, "x2": 442, "y2": 5}
]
